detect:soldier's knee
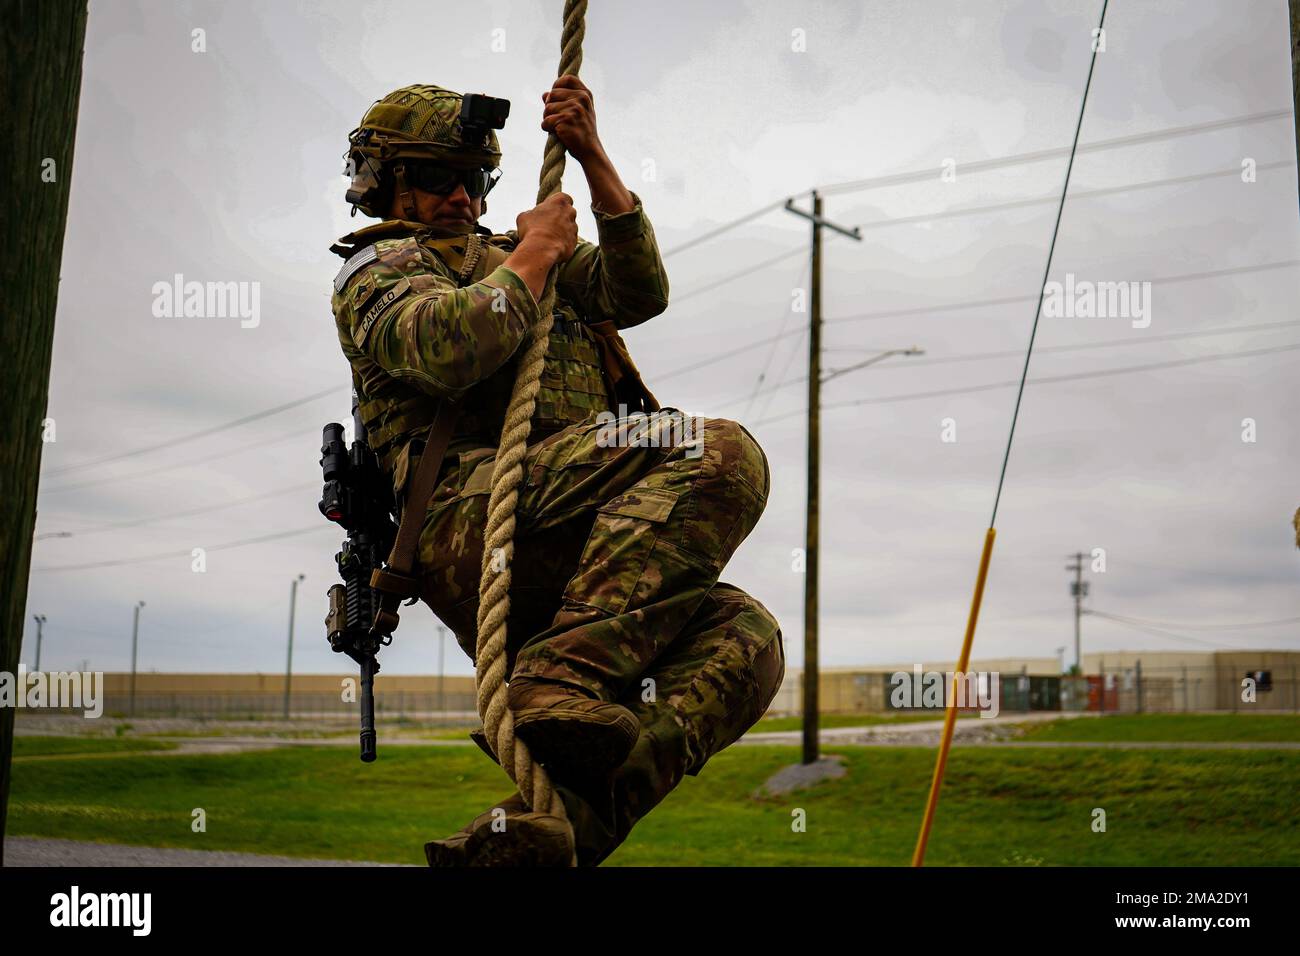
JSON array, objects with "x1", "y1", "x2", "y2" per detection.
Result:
[
  {"x1": 731, "y1": 594, "x2": 784, "y2": 710},
  {"x1": 700, "y1": 417, "x2": 770, "y2": 504},
  {"x1": 673, "y1": 618, "x2": 785, "y2": 775},
  {"x1": 751, "y1": 616, "x2": 785, "y2": 716}
]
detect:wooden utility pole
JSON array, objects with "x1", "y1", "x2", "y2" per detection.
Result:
[
  {"x1": 784, "y1": 193, "x2": 861, "y2": 765},
  {"x1": 1291, "y1": 1, "x2": 1300, "y2": 183},
  {"x1": 0, "y1": 0, "x2": 89, "y2": 865},
  {"x1": 1289, "y1": 3, "x2": 1300, "y2": 546}
]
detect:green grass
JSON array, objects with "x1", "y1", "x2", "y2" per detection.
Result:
[
  {"x1": 9, "y1": 739, "x2": 1299, "y2": 865},
  {"x1": 132, "y1": 726, "x2": 478, "y2": 741},
  {"x1": 753, "y1": 712, "x2": 977, "y2": 733},
  {"x1": 1018, "y1": 714, "x2": 1300, "y2": 743},
  {"x1": 14, "y1": 736, "x2": 178, "y2": 758}
]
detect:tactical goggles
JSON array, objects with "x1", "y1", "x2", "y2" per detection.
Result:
[{"x1": 404, "y1": 162, "x2": 501, "y2": 198}]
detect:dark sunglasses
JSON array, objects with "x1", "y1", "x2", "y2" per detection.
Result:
[{"x1": 405, "y1": 163, "x2": 500, "y2": 198}]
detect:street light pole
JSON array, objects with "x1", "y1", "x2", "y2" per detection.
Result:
[
  {"x1": 32, "y1": 615, "x2": 46, "y2": 671},
  {"x1": 284, "y1": 574, "x2": 305, "y2": 720},
  {"x1": 437, "y1": 624, "x2": 447, "y2": 721},
  {"x1": 129, "y1": 601, "x2": 145, "y2": 716}
]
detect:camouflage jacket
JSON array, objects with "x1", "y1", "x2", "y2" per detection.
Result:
[{"x1": 330, "y1": 194, "x2": 669, "y2": 503}]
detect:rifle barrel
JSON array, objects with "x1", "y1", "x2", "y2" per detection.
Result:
[{"x1": 359, "y1": 653, "x2": 377, "y2": 762}]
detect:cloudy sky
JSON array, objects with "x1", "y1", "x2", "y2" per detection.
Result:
[{"x1": 25, "y1": 0, "x2": 1300, "y2": 679}]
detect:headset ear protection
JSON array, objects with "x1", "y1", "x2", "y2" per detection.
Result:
[{"x1": 344, "y1": 150, "x2": 393, "y2": 218}]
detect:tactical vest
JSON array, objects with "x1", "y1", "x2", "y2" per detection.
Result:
[{"x1": 336, "y1": 222, "x2": 657, "y2": 495}]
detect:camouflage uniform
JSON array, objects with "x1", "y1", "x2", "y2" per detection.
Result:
[{"x1": 331, "y1": 193, "x2": 784, "y2": 866}]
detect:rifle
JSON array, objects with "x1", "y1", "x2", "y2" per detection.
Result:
[{"x1": 319, "y1": 391, "x2": 396, "y2": 762}]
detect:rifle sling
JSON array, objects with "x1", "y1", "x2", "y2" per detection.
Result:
[
  {"x1": 368, "y1": 236, "x2": 481, "y2": 630},
  {"x1": 369, "y1": 399, "x2": 459, "y2": 631}
]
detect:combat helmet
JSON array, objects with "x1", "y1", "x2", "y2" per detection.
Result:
[{"x1": 344, "y1": 84, "x2": 510, "y2": 219}]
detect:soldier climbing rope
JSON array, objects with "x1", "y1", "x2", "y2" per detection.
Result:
[{"x1": 470, "y1": 0, "x2": 590, "y2": 840}]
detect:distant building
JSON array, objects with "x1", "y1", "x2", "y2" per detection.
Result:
[{"x1": 770, "y1": 650, "x2": 1300, "y2": 716}]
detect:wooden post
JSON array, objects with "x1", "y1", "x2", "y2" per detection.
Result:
[
  {"x1": 783, "y1": 194, "x2": 861, "y2": 766},
  {"x1": 802, "y1": 191, "x2": 822, "y2": 765},
  {"x1": 0, "y1": 1, "x2": 90, "y2": 865},
  {"x1": 1291, "y1": 1, "x2": 1300, "y2": 200}
]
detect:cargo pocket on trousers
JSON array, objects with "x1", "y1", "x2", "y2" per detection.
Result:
[{"x1": 561, "y1": 487, "x2": 681, "y2": 616}]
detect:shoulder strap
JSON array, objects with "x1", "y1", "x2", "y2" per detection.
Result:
[
  {"x1": 588, "y1": 319, "x2": 661, "y2": 413},
  {"x1": 366, "y1": 235, "x2": 481, "y2": 633}
]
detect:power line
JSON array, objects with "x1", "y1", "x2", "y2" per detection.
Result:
[
  {"x1": 757, "y1": 327, "x2": 807, "y2": 422},
  {"x1": 1084, "y1": 610, "x2": 1228, "y2": 649},
  {"x1": 34, "y1": 483, "x2": 314, "y2": 539},
  {"x1": 744, "y1": 254, "x2": 811, "y2": 419},
  {"x1": 655, "y1": 253, "x2": 1299, "y2": 395},
  {"x1": 31, "y1": 525, "x2": 331, "y2": 573},
  {"x1": 42, "y1": 385, "x2": 344, "y2": 477},
  {"x1": 1086, "y1": 609, "x2": 1300, "y2": 632},
  {"x1": 651, "y1": 326, "x2": 809, "y2": 384},
  {"x1": 824, "y1": 258, "x2": 1300, "y2": 327},
  {"x1": 718, "y1": 319, "x2": 1300, "y2": 407},
  {"x1": 653, "y1": 109, "x2": 1289, "y2": 261},
  {"x1": 670, "y1": 246, "x2": 805, "y2": 306},
  {"x1": 38, "y1": 425, "x2": 313, "y2": 495},
  {"x1": 751, "y1": 340, "x2": 1300, "y2": 426},
  {"x1": 667, "y1": 168, "x2": 1297, "y2": 316},
  {"x1": 841, "y1": 158, "x2": 1294, "y2": 234},
  {"x1": 819, "y1": 107, "x2": 1290, "y2": 196},
  {"x1": 662, "y1": 198, "x2": 791, "y2": 258},
  {"x1": 1083, "y1": 609, "x2": 1297, "y2": 650}
]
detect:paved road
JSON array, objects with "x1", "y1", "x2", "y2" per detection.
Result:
[
  {"x1": 739, "y1": 710, "x2": 1080, "y2": 747},
  {"x1": 4, "y1": 837, "x2": 413, "y2": 867}
]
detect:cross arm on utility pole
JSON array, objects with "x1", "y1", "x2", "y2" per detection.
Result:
[{"x1": 784, "y1": 198, "x2": 864, "y2": 241}]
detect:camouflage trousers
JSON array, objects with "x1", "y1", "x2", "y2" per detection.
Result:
[{"x1": 416, "y1": 411, "x2": 785, "y2": 865}]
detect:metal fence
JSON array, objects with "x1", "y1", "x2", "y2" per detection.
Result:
[
  {"x1": 20, "y1": 662, "x2": 1299, "y2": 721},
  {"x1": 36, "y1": 690, "x2": 482, "y2": 722},
  {"x1": 769, "y1": 663, "x2": 1300, "y2": 717}
]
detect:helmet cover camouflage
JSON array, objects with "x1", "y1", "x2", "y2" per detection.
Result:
[{"x1": 345, "y1": 84, "x2": 503, "y2": 217}]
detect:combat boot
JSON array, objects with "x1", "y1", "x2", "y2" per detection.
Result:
[
  {"x1": 424, "y1": 792, "x2": 575, "y2": 867},
  {"x1": 508, "y1": 676, "x2": 639, "y2": 778}
]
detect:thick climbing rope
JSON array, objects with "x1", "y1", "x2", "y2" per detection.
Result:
[
  {"x1": 473, "y1": 0, "x2": 588, "y2": 829},
  {"x1": 911, "y1": 0, "x2": 1109, "y2": 866}
]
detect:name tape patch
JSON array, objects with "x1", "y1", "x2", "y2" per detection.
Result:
[{"x1": 353, "y1": 277, "x2": 410, "y2": 347}]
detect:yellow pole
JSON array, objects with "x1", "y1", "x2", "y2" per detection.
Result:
[{"x1": 911, "y1": 526, "x2": 996, "y2": 867}]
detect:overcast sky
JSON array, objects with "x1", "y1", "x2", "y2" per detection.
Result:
[{"x1": 24, "y1": 0, "x2": 1300, "y2": 678}]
